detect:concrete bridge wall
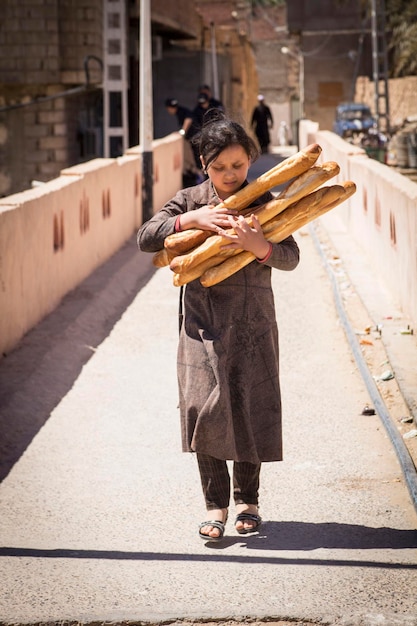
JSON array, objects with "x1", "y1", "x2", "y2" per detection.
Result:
[
  {"x1": 300, "y1": 121, "x2": 417, "y2": 330},
  {"x1": 0, "y1": 133, "x2": 182, "y2": 356}
]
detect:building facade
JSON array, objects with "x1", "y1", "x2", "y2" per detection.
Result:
[
  {"x1": 0, "y1": 0, "x2": 258, "y2": 196},
  {"x1": 0, "y1": 0, "x2": 383, "y2": 197}
]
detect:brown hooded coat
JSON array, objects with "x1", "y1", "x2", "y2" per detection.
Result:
[{"x1": 137, "y1": 179, "x2": 300, "y2": 464}]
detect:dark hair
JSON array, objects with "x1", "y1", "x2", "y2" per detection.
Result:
[
  {"x1": 197, "y1": 92, "x2": 209, "y2": 104},
  {"x1": 195, "y1": 110, "x2": 259, "y2": 170}
]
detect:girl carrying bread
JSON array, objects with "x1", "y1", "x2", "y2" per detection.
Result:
[{"x1": 137, "y1": 111, "x2": 300, "y2": 541}]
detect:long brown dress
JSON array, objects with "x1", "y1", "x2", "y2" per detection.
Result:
[{"x1": 137, "y1": 179, "x2": 300, "y2": 464}]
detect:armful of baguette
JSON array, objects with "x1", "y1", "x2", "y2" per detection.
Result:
[
  {"x1": 172, "y1": 182, "x2": 356, "y2": 287},
  {"x1": 163, "y1": 142, "x2": 322, "y2": 256},
  {"x1": 169, "y1": 161, "x2": 340, "y2": 275},
  {"x1": 150, "y1": 145, "x2": 356, "y2": 285},
  {"x1": 199, "y1": 181, "x2": 357, "y2": 287}
]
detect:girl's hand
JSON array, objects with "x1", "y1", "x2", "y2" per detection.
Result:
[
  {"x1": 180, "y1": 205, "x2": 238, "y2": 231},
  {"x1": 217, "y1": 214, "x2": 271, "y2": 260}
]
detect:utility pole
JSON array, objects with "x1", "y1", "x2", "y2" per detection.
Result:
[
  {"x1": 370, "y1": 0, "x2": 390, "y2": 134},
  {"x1": 140, "y1": 0, "x2": 154, "y2": 222},
  {"x1": 210, "y1": 22, "x2": 220, "y2": 100}
]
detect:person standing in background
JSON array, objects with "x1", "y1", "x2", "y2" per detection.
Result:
[
  {"x1": 278, "y1": 121, "x2": 291, "y2": 146},
  {"x1": 164, "y1": 98, "x2": 202, "y2": 186},
  {"x1": 192, "y1": 93, "x2": 212, "y2": 130},
  {"x1": 251, "y1": 95, "x2": 274, "y2": 154},
  {"x1": 187, "y1": 92, "x2": 213, "y2": 172},
  {"x1": 165, "y1": 98, "x2": 194, "y2": 137},
  {"x1": 198, "y1": 84, "x2": 224, "y2": 111}
]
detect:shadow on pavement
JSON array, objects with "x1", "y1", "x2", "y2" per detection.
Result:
[
  {"x1": 241, "y1": 520, "x2": 417, "y2": 550},
  {"x1": 0, "y1": 235, "x2": 155, "y2": 483},
  {"x1": 1, "y1": 521, "x2": 416, "y2": 566}
]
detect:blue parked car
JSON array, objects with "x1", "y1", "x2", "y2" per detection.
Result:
[{"x1": 333, "y1": 103, "x2": 376, "y2": 138}]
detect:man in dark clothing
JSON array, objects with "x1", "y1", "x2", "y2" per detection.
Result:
[
  {"x1": 192, "y1": 92, "x2": 212, "y2": 130},
  {"x1": 165, "y1": 98, "x2": 194, "y2": 138},
  {"x1": 251, "y1": 94, "x2": 274, "y2": 154},
  {"x1": 164, "y1": 98, "x2": 203, "y2": 186},
  {"x1": 198, "y1": 84, "x2": 224, "y2": 111},
  {"x1": 183, "y1": 92, "x2": 214, "y2": 172}
]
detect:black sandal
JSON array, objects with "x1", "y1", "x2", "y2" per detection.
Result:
[
  {"x1": 199, "y1": 518, "x2": 227, "y2": 542},
  {"x1": 235, "y1": 513, "x2": 262, "y2": 534}
]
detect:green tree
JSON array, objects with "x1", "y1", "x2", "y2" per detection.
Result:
[{"x1": 385, "y1": 0, "x2": 417, "y2": 76}]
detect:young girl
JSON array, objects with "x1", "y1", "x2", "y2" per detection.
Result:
[{"x1": 137, "y1": 112, "x2": 300, "y2": 541}]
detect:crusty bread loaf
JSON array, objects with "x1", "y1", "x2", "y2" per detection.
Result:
[
  {"x1": 213, "y1": 142, "x2": 323, "y2": 210},
  {"x1": 169, "y1": 161, "x2": 340, "y2": 275},
  {"x1": 164, "y1": 229, "x2": 213, "y2": 256},
  {"x1": 171, "y1": 182, "x2": 356, "y2": 286},
  {"x1": 152, "y1": 248, "x2": 170, "y2": 267},
  {"x1": 164, "y1": 143, "x2": 322, "y2": 256},
  {"x1": 172, "y1": 253, "x2": 225, "y2": 286},
  {"x1": 199, "y1": 181, "x2": 356, "y2": 287},
  {"x1": 250, "y1": 162, "x2": 340, "y2": 227}
]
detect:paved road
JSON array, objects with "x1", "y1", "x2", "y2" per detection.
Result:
[{"x1": 0, "y1": 154, "x2": 417, "y2": 625}]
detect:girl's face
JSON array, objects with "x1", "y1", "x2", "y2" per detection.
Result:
[{"x1": 202, "y1": 145, "x2": 250, "y2": 200}]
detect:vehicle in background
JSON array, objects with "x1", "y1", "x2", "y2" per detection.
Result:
[{"x1": 333, "y1": 102, "x2": 376, "y2": 138}]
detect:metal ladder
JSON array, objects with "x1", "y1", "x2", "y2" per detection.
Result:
[
  {"x1": 370, "y1": 0, "x2": 390, "y2": 134},
  {"x1": 102, "y1": 0, "x2": 129, "y2": 157}
]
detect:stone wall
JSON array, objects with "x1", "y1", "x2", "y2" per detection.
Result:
[
  {"x1": 0, "y1": 0, "x2": 104, "y2": 196},
  {"x1": 0, "y1": 0, "x2": 103, "y2": 88},
  {"x1": 355, "y1": 75, "x2": 417, "y2": 128},
  {"x1": 0, "y1": 89, "x2": 102, "y2": 195}
]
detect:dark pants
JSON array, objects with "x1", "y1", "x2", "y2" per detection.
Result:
[{"x1": 197, "y1": 453, "x2": 261, "y2": 511}]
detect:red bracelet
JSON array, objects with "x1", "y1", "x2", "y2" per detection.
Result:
[
  {"x1": 174, "y1": 215, "x2": 182, "y2": 232},
  {"x1": 257, "y1": 242, "x2": 273, "y2": 263}
]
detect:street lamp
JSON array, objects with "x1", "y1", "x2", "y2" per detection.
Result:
[{"x1": 281, "y1": 46, "x2": 304, "y2": 119}]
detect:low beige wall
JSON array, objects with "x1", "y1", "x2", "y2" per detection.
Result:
[
  {"x1": 5, "y1": 123, "x2": 415, "y2": 356},
  {"x1": 125, "y1": 132, "x2": 183, "y2": 215},
  {"x1": 0, "y1": 133, "x2": 183, "y2": 356},
  {"x1": 299, "y1": 121, "x2": 417, "y2": 328}
]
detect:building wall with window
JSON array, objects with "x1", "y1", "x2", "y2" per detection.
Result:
[
  {"x1": 0, "y1": 0, "x2": 104, "y2": 195},
  {"x1": 0, "y1": 0, "x2": 206, "y2": 196},
  {"x1": 286, "y1": 0, "x2": 374, "y2": 131}
]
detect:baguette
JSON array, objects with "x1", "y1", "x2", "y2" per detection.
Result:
[
  {"x1": 250, "y1": 161, "x2": 340, "y2": 227},
  {"x1": 172, "y1": 181, "x2": 356, "y2": 286},
  {"x1": 173, "y1": 253, "x2": 226, "y2": 286},
  {"x1": 220, "y1": 142, "x2": 322, "y2": 209},
  {"x1": 152, "y1": 248, "x2": 170, "y2": 267},
  {"x1": 176, "y1": 187, "x2": 339, "y2": 285},
  {"x1": 169, "y1": 161, "x2": 340, "y2": 275},
  {"x1": 164, "y1": 229, "x2": 213, "y2": 256},
  {"x1": 152, "y1": 244, "x2": 182, "y2": 267},
  {"x1": 164, "y1": 143, "x2": 322, "y2": 256},
  {"x1": 199, "y1": 182, "x2": 356, "y2": 287}
]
